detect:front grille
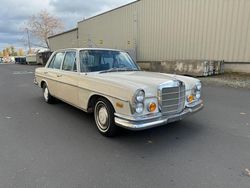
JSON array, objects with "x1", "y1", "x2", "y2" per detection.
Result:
[{"x1": 160, "y1": 82, "x2": 185, "y2": 115}]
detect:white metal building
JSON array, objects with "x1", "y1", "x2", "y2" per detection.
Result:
[{"x1": 48, "y1": 0, "x2": 250, "y2": 72}]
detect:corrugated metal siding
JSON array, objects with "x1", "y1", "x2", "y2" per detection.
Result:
[
  {"x1": 137, "y1": 0, "x2": 250, "y2": 62},
  {"x1": 48, "y1": 0, "x2": 250, "y2": 62},
  {"x1": 78, "y1": 2, "x2": 138, "y2": 51},
  {"x1": 48, "y1": 29, "x2": 78, "y2": 51}
]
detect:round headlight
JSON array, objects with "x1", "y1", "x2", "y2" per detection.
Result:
[
  {"x1": 135, "y1": 103, "x2": 144, "y2": 114},
  {"x1": 196, "y1": 92, "x2": 201, "y2": 100},
  {"x1": 135, "y1": 90, "x2": 145, "y2": 103},
  {"x1": 196, "y1": 82, "x2": 202, "y2": 91}
]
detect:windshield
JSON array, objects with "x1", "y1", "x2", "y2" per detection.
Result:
[{"x1": 79, "y1": 50, "x2": 139, "y2": 73}]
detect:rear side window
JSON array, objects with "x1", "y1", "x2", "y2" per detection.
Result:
[
  {"x1": 48, "y1": 52, "x2": 65, "y2": 69},
  {"x1": 62, "y1": 51, "x2": 77, "y2": 72}
]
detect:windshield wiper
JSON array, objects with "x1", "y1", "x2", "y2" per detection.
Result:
[{"x1": 99, "y1": 68, "x2": 139, "y2": 74}]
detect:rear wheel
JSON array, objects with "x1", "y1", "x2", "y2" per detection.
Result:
[
  {"x1": 94, "y1": 98, "x2": 119, "y2": 137},
  {"x1": 42, "y1": 84, "x2": 55, "y2": 104}
]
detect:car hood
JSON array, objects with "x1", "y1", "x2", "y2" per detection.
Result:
[{"x1": 89, "y1": 71, "x2": 199, "y2": 98}]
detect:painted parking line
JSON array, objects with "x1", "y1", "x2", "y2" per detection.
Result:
[{"x1": 13, "y1": 71, "x2": 34, "y2": 75}]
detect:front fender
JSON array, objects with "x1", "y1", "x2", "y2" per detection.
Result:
[{"x1": 85, "y1": 92, "x2": 132, "y2": 116}]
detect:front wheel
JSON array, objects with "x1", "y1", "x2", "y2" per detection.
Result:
[{"x1": 94, "y1": 98, "x2": 119, "y2": 137}]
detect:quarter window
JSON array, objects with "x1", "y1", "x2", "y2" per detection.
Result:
[{"x1": 62, "y1": 51, "x2": 77, "y2": 72}]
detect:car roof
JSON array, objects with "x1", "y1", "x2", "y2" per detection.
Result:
[{"x1": 54, "y1": 48, "x2": 125, "y2": 53}]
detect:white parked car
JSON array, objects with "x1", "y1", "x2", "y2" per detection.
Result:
[{"x1": 34, "y1": 48, "x2": 204, "y2": 137}]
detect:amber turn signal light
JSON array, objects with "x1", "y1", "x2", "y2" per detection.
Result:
[
  {"x1": 148, "y1": 102, "x2": 157, "y2": 112},
  {"x1": 116, "y1": 102, "x2": 124, "y2": 108},
  {"x1": 187, "y1": 95, "x2": 195, "y2": 103}
]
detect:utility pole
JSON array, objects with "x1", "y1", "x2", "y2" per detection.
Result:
[{"x1": 25, "y1": 28, "x2": 31, "y2": 54}]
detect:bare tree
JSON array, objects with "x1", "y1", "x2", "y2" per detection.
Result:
[
  {"x1": 17, "y1": 49, "x2": 25, "y2": 56},
  {"x1": 26, "y1": 10, "x2": 64, "y2": 49},
  {"x1": 1, "y1": 46, "x2": 19, "y2": 56}
]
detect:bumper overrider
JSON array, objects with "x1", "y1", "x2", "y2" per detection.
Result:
[
  {"x1": 115, "y1": 100, "x2": 204, "y2": 130},
  {"x1": 34, "y1": 78, "x2": 38, "y2": 85}
]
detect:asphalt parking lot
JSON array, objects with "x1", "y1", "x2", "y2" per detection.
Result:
[{"x1": 0, "y1": 64, "x2": 250, "y2": 188}]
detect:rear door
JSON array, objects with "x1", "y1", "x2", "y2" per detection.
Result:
[
  {"x1": 45, "y1": 51, "x2": 65, "y2": 97},
  {"x1": 56, "y1": 50, "x2": 79, "y2": 106}
]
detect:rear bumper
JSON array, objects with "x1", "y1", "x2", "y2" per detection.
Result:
[
  {"x1": 115, "y1": 100, "x2": 204, "y2": 130},
  {"x1": 34, "y1": 78, "x2": 38, "y2": 85}
]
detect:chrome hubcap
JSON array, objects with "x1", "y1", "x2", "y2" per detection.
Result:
[
  {"x1": 95, "y1": 102, "x2": 109, "y2": 132},
  {"x1": 98, "y1": 107, "x2": 108, "y2": 128},
  {"x1": 44, "y1": 87, "x2": 49, "y2": 101}
]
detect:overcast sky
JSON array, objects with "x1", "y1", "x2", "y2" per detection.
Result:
[{"x1": 0, "y1": 0, "x2": 136, "y2": 51}]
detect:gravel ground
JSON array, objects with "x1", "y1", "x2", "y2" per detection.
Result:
[{"x1": 199, "y1": 72, "x2": 250, "y2": 89}]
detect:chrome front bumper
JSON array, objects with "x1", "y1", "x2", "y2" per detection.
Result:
[{"x1": 115, "y1": 100, "x2": 204, "y2": 130}]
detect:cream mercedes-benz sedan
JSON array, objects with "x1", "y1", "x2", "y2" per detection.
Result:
[{"x1": 34, "y1": 48, "x2": 204, "y2": 137}]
